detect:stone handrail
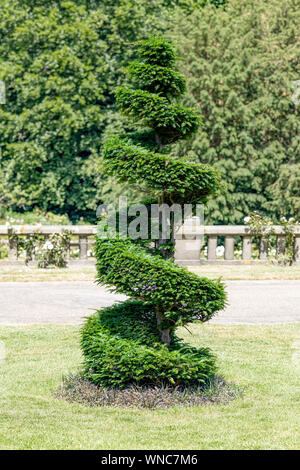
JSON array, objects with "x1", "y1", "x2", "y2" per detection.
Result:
[
  {"x1": 0, "y1": 225, "x2": 97, "y2": 262},
  {"x1": 174, "y1": 221, "x2": 300, "y2": 265},
  {"x1": 0, "y1": 223, "x2": 299, "y2": 265}
]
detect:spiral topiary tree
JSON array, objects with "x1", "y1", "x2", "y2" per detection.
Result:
[{"x1": 81, "y1": 37, "x2": 226, "y2": 388}]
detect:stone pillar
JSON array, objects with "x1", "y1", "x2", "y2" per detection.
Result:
[
  {"x1": 242, "y1": 236, "x2": 252, "y2": 260},
  {"x1": 293, "y1": 235, "x2": 300, "y2": 264},
  {"x1": 79, "y1": 235, "x2": 88, "y2": 259},
  {"x1": 8, "y1": 240, "x2": 18, "y2": 261},
  {"x1": 174, "y1": 216, "x2": 203, "y2": 265},
  {"x1": 174, "y1": 238, "x2": 202, "y2": 264},
  {"x1": 259, "y1": 237, "x2": 268, "y2": 260},
  {"x1": 276, "y1": 236, "x2": 286, "y2": 257},
  {"x1": 224, "y1": 236, "x2": 234, "y2": 260},
  {"x1": 207, "y1": 236, "x2": 217, "y2": 261}
]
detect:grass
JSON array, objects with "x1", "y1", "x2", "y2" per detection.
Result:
[
  {"x1": 0, "y1": 323, "x2": 299, "y2": 449},
  {"x1": 0, "y1": 263, "x2": 96, "y2": 282},
  {"x1": 0, "y1": 262, "x2": 300, "y2": 282},
  {"x1": 189, "y1": 264, "x2": 300, "y2": 280}
]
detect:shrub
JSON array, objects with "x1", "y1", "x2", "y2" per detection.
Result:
[
  {"x1": 81, "y1": 37, "x2": 226, "y2": 388},
  {"x1": 7, "y1": 226, "x2": 70, "y2": 267},
  {"x1": 35, "y1": 231, "x2": 71, "y2": 268},
  {"x1": 0, "y1": 240, "x2": 8, "y2": 259},
  {"x1": 245, "y1": 212, "x2": 299, "y2": 266},
  {"x1": 82, "y1": 301, "x2": 217, "y2": 388},
  {"x1": 0, "y1": 209, "x2": 70, "y2": 225}
]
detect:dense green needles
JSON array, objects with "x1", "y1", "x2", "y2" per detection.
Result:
[{"x1": 81, "y1": 37, "x2": 226, "y2": 388}]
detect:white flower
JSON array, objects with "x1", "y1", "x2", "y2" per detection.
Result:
[
  {"x1": 216, "y1": 245, "x2": 225, "y2": 256},
  {"x1": 244, "y1": 216, "x2": 251, "y2": 224},
  {"x1": 43, "y1": 241, "x2": 53, "y2": 250},
  {"x1": 288, "y1": 217, "x2": 295, "y2": 223}
]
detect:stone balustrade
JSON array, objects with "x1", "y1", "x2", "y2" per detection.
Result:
[
  {"x1": 0, "y1": 225, "x2": 97, "y2": 263},
  {"x1": 0, "y1": 222, "x2": 299, "y2": 265},
  {"x1": 174, "y1": 218, "x2": 300, "y2": 265}
]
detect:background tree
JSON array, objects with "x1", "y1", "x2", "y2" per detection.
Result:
[
  {"x1": 0, "y1": 0, "x2": 226, "y2": 221},
  {"x1": 169, "y1": 0, "x2": 300, "y2": 223},
  {"x1": 81, "y1": 37, "x2": 226, "y2": 388},
  {"x1": 2, "y1": 0, "x2": 297, "y2": 224},
  {"x1": 0, "y1": 1, "x2": 108, "y2": 220}
]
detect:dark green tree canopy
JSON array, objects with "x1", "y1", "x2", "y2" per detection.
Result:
[
  {"x1": 0, "y1": 1, "x2": 109, "y2": 219},
  {"x1": 1, "y1": 0, "x2": 295, "y2": 225},
  {"x1": 0, "y1": 0, "x2": 227, "y2": 221},
  {"x1": 0, "y1": 1, "x2": 179, "y2": 219},
  {"x1": 170, "y1": 0, "x2": 300, "y2": 223}
]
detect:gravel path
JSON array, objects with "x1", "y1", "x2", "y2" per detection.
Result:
[{"x1": 0, "y1": 280, "x2": 299, "y2": 325}]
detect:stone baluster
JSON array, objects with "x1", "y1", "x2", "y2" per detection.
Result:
[
  {"x1": 224, "y1": 236, "x2": 234, "y2": 260},
  {"x1": 242, "y1": 236, "x2": 252, "y2": 260},
  {"x1": 207, "y1": 235, "x2": 217, "y2": 261},
  {"x1": 259, "y1": 237, "x2": 268, "y2": 260},
  {"x1": 79, "y1": 235, "x2": 88, "y2": 259},
  {"x1": 276, "y1": 236, "x2": 286, "y2": 258},
  {"x1": 294, "y1": 235, "x2": 300, "y2": 264}
]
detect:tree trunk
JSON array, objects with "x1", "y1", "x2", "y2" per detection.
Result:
[
  {"x1": 154, "y1": 133, "x2": 174, "y2": 345},
  {"x1": 156, "y1": 306, "x2": 171, "y2": 346},
  {"x1": 157, "y1": 194, "x2": 167, "y2": 256},
  {"x1": 155, "y1": 132, "x2": 163, "y2": 151}
]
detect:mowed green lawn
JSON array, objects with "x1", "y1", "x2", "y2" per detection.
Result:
[
  {"x1": 0, "y1": 323, "x2": 299, "y2": 450},
  {"x1": 1, "y1": 263, "x2": 300, "y2": 282}
]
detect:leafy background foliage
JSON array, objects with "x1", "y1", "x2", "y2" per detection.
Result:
[
  {"x1": 0, "y1": 0, "x2": 299, "y2": 224},
  {"x1": 169, "y1": 0, "x2": 300, "y2": 223},
  {"x1": 0, "y1": 1, "x2": 108, "y2": 220},
  {"x1": 0, "y1": 0, "x2": 169, "y2": 220}
]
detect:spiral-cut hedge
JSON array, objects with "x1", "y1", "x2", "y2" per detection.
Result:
[
  {"x1": 102, "y1": 137, "x2": 221, "y2": 203},
  {"x1": 81, "y1": 37, "x2": 226, "y2": 388},
  {"x1": 82, "y1": 301, "x2": 216, "y2": 388}
]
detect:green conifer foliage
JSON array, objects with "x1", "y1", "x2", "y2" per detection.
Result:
[
  {"x1": 170, "y1": 0, "x2": 300, "y2": 223},
  {"x1": 81, "y1": 38, "x2": 226, "y2": 388}
]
